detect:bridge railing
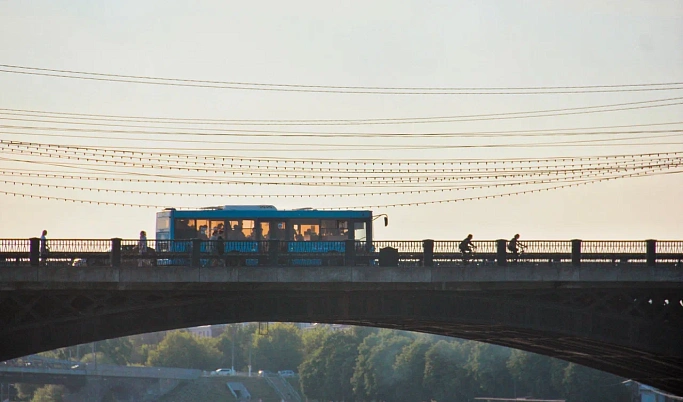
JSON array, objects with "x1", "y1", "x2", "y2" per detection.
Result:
[{"x1": 1, "y1": 238, "x2": 681, "y2": 268}]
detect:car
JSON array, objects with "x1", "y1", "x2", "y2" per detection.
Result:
[
  {"x1": 211, "y1": 368, "x2": 236, "y2": 376},
  {"x1": 278, "y1": 370, "x2": 296, "y2": 377},
  {"x1": 258, "y1": 370, "x2": 274, "y2": 377}
]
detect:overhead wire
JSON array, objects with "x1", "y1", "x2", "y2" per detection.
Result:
[
  {"x1": 2, "y1": 97, "x2": 682, "y2": 126},
  {"x1": 2, "y1": 168, "x2": 680, "y2": 209},
  {"x1": 1, "y1": 64, "x2": 683, "y2": 95}
]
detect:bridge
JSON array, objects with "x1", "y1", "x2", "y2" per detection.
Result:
[
  {"x1": 0, "y1": 354, "x2": 201, "y2": 400},
  {"x1": 1, "y1": 238, "x2": 682, "y2": 395}
]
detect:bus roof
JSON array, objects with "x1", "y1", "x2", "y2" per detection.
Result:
[{"x1": 158, "y1": 206, "x2": 372, "y2": 219}]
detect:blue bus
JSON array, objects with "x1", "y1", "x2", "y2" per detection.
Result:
[{"x1": 155, "y1": 205, "x2": 377, "y2": 263}]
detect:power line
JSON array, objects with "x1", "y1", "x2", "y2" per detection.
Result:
[
  {"x1": 1, "y1": 168, "x2": 679, "y2": 209},
  {"x1": 2, "y1": 97, "x2": 682, "y2": 126},
  {"x1": 7, "y1": 140, "x2": 679, "y2": 171},
  {"x1": 2, "y1": 142, "x2": 681, "y2": 164},
  {"x1": 3, "y1": 141, "x2": 680, "y2": 172},
  {"x1": 2, "y1": 64, "x2": 683, "y2": 95},
  {"x1": 6, "y1": 168, "x2": 664, "y2": 197}
]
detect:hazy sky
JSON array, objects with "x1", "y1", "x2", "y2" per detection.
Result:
[{"x1": 1, "y1": 0, "x2": 682, "y2": 240}]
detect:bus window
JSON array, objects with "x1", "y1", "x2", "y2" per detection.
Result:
[
  {"x1": 354, "y1": 222, "x2": 367, "y2": 241},
  {"x1": 156, "y1": 215, "x2": 170, "y2": 231},
  {"x1": 208, "y1": 220, "x2": 225, "y2": 237},
  {"x1": 321, "y1": 220, "x2": 348, "y2": 241},
  {"x1": 196, "y1": 219, "x2": 209, "y2": 240},
  {"x1": 174, "y1": 219, "x2": 197, "y2": 239},
  {"x1": 291, "y1": 219, "x2": 319, "y2": 241},
  {"x1": 226, "y1": 220, "x2": 254, "y2": 240},
  {"x1": 266, "y1": 221, "x2": 289, "y2": 240}
]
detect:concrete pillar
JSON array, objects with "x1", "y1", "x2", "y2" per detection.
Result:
[
  {"x1": 496, "y1": 239, "x2": 507, "y2": 266},
  {"x1": 191, "y1": 238, "x2": 201, "y2": 267},
  {"x1": 646, "y1": 239, "x2": 656, "y2": 267},
  {"x1": 345, "y1": 239, "x2": 356, "y2": 266},
  {"x1": 29, "y1": 237, "x2": 39, "y2": 267},
  {"x1": 423, "y1": 239, "x2": 434, "y2": 267},
  {"x1": 111, "y1": 238, "x2": 121, "y2": 267},
  {"x1": 572, "y1": 239, "x2": 582, "y2": 267}
]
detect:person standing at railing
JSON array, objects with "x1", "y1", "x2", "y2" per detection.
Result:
[
  {"x1": 138, "y1": 231, "x2": 148, "y2": 267},
  {"x1": 508, "y1": 234, "x2": 526, "y2": 262},
  {"x1": 39, "y1": 229, "x2": 49, "y2": 266}
]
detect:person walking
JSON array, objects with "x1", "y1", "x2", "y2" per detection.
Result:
[
  {"x1": 138, "y1": 230, "x2": 148, "y2": 267},
  {"x1": 39, "y1": 229, "x2": 49, "y2": 266}
]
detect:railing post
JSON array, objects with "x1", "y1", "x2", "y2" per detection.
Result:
[
  {"x1": 269, "y1": 240, "x2": 280, "y2": 266},
  {"x1": 191, "y1": 238, "x2": 201, "y2": 267},
  {"x1": 646, "y1": 239, "x2": 656, "y2": 267},
  {"x1": 345, "y1": 239, "x2": 356, "y2": 267},
  {"x1": 111, "y1": 238, "x2": 121, "y2": 267},
  {"x1": 496, "y1": 239, "x2": 507, "y2": 266},
  {"x1": 571, "y1": 239, "x2": 582, "y2": 267},
  {"x1": 423, "y1": 239, "x2": 434, "y2": 267},
  {"x1": 29, "y1": 237, "x2": 40, "y2": 267}
]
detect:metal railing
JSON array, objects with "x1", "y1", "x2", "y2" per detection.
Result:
[{"x1": 0, "y1": 238, "x2": 681, "y2": 268}]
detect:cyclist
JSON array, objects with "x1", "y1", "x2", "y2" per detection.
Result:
[
  {"x1": 459, "y1": 234, "x2": 476, "y2": 263},
  {"x1": 508, "y1": 234, "x2": 526, "y2": 261}
]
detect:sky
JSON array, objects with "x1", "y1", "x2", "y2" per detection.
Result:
[{"x1": 0, "y1": 0, "x2": 682, "y2": 241}]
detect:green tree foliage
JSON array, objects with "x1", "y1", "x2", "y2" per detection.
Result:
[
  {"x1": 467, "y1": 343, "x2": 513, "y2": 397},
  {"x1": 215, "y1": 324, "x2": 257, "y2": 371},
  {"x1": 80, "y1": 351, "x2": 115, "y2": 365},
  {"x1": 423, "y1": 340, "x2": 473, "y2": 402},
  {"x1": 300, "y1": 330, "x2": 362, "y2": 401},
  {"x1": 561, "y1": 363, "x2": 631, "y2": 402},
  {"x1": 350, "y1": 330, "x2": 412, "y2": 402},
  {"x1": 393, "y1": 339, "x2": 432, "y2": 402},
  {"x1": 15, "y1": 383, "x2": 39, "y2": 400},
  {"x1": 30, "y1": 385, "x2": 65, "y2": 402},
  {"x1": 146, "y1": 330, "x2": 220, "y2": 370},
  {"x1": 96, "y1": 338, "x2": 133, "y2": 365},
  {"x1": 251, "y1": 323, "x2": 303, "y2": 372},
  {"x1": 301, "y1": 325, "x2": 328, "y2": 355},
  {"x1": 507, "y1": 349, "x2": 566, "y2": 398}
]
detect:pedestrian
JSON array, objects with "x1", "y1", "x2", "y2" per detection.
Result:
[
  {"x1": 138, "y1": 230, "x2": 148, "y2": 267},
  {"x1": 40, "y1": 229, "x2": 49, "y2": 266}
]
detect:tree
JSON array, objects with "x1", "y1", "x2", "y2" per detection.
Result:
[
  {"x1": 322, "y1": 331, "x2": 362, "y2": 401},
  {"x1": 215, "y1": 324, "x2": 257, "y2": 371},
  {"x1": 392, "y1": 339, "x2": 432, "y2": 402},
  {"x1": 30, "y1": 385, "x2": 65, "y2": 402},
  {"x1": 561, "y1": 363, "x2": 630, "y2": 402},
  {"x1": 423, "y1": 340, "x2": 473, "y2": 402},
  {"x1": 507, "y1": 350, "x2": 565, "y2": 398},
  {"x1": 146, "y1": 330, "x2": 220, "y2": 370},
  {"x1": 96, "y1": 338, "x2": 133, "y2": 365},
  {"x1": 80, "y1": 351, "x2": 115, "y2": 365},
  {"x1": 251, "y1": 323, "x2": 303, "y2": 372},
  {"x1": 350, "y1": 330, "x2": 412, "y2": 402},
  {"x1": 467, "y1": 343, "x2": 513, "y2": 397}
]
